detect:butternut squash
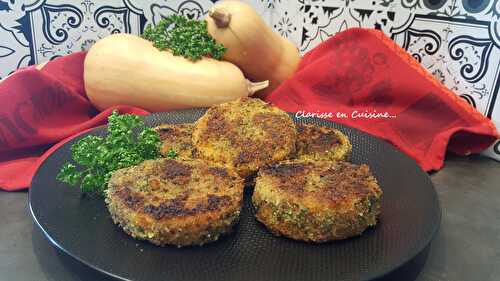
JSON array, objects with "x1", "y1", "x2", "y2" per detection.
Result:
[
  {"x1": 84, "y1": 33, "x2": 268, "y2": 112},
  {"x1": 206, "y1": 0, "x2": 301, "y2": 98}
]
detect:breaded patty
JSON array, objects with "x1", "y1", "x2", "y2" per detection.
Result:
[
  {"x1": 154, "y1": 123, "x2": 196, "y2": 159},
  {"x1": 252, "y1": 160, "x2": 382, "y2": 242},
  {"x1": 192, "y1": 97, "x2": 296, "y2": 178},
  {"x1": 295, "y1": 124, "x2": 352, "y2": 161},
  {"x1": 105, "y1": 158, "x2": 244, "y2": 247}
]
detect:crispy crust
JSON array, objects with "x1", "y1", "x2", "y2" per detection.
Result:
[
  {"x1": 252, "y1": 160, "x2": 382, "y2": 242},
  {"x1": 295, "y1": 124, "x2": 352, "y2": 161},
  {"x1": 192, "y1": 97, "x2": 296, "y2": 178},
  {"x1": 154, "y1": 123, "x2": 196, "y2": 159},
  {"x1": 105, "y1": 159, "x2": 244, "y2": 247}
]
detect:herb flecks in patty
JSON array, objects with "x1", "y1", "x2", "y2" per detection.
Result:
[
  {"x1": 166, "y1": 149, "x2": 179, "y2": 159},
  {"x1": 56, "y1": 111, "x2": 161, "y2": 195}
]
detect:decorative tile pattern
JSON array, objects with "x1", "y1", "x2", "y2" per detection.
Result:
[
  {"x1": 0, "y1": 0, "x2": 499, "y2": 161},
  {"x1": 30, "y1": 0, "x2": 142, "y2": 63}
]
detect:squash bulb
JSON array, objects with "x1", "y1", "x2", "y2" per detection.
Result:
[{"x1": 84, "y1": 33, "x2": 268, "y2": 112}]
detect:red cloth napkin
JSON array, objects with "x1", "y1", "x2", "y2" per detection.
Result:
[
  {"x1": 265, "y1": 28, "x2": 498, "y2": 171},
  {"x1": 0, "y1": 52, "x2": 148, "y2": 191},
  {"x1": 0, "y1": 28, "x2": 497, "y2": 191}
]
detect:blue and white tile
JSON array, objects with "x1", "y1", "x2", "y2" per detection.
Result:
[
  {"x1": 125, "y1": 0, "x2": 214, "y2": 27},
  {"x1": 271, "y1": 0, "x2": 301, "y2": 48},
  {"x1": 0, "y1": 0, "x2": 45, "y2": 78},
  {"x1": 29, "y1": 0, "x2": 142, "y2": 64}
]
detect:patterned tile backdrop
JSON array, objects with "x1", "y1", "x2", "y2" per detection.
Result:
[{"x1": 0, "y1": 0, "x2": 499, "y2": 161}]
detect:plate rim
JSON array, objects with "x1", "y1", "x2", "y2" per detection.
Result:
[{"x1": 29, "y1": 110, "x2": 442, "y2": 281}]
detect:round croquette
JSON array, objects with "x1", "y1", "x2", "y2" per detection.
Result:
[
  {"x1": 295, "y1": 124, "x2": 352, "y2": 161},
  {"x1": 105, "y1": 158, "x2": 244, "y2": 247},
  {"x1": 192, "y1": 97, "x2": 296, "y2": 178},
  {"x1": 154, "y1": 123, "x2": 196, "y2": 159},
  {"x1": 252, "y1": 160, "x2": 382, "y2": 242}
]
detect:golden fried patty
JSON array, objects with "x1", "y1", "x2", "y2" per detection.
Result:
[
  {"x1": 105, "y1": 159, "x2": 244, "y2": 247},
  {"x1": 295, "y1": 124, "x2": 352, "y2": 161},
  {"x1": 192, "y1": 97, "x2": 296, "y2": 178},
  {"x1": 154, "y1": 123, "x2": 196, "y2": 159},
  {"x1": 252, "y1": 160, "x2": 382, "y2": 242}
]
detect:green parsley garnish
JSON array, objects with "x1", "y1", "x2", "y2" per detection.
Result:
[
  {"x1": 166, "y1": 149, "x2": 178, "y2": 159},
  {"x1": 141, "y1": 15, "x2": 226, "y2": 61},
  {"x1": 56, "y1": 111, "x2": 161, "y2": 195}
]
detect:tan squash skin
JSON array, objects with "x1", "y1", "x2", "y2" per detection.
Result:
[
  {"x1": 206, "y1": 0, "x2": 301, "y2": 98},
  {"x1": 84, "y1": 33, "x2": 268, "y2": 112}
]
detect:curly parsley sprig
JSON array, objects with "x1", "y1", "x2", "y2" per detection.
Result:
[
  {"x1": 141, "y1": 15, "x2": 226, "y2": 61},
  {"x1": 56, "y1": 111, "x2": 162, "y2": 195}
]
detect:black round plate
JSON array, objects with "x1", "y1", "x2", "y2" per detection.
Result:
[{"x1": 30, "y1": 109, "x2": 441, "y2": 281}]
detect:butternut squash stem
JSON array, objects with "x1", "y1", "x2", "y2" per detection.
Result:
[
  {"x1": 247, "y1": 80, "x2": 269, "y2": 96},
  {"x1": 209, "y1": 7, "x2": 231, "y2": 28}
]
